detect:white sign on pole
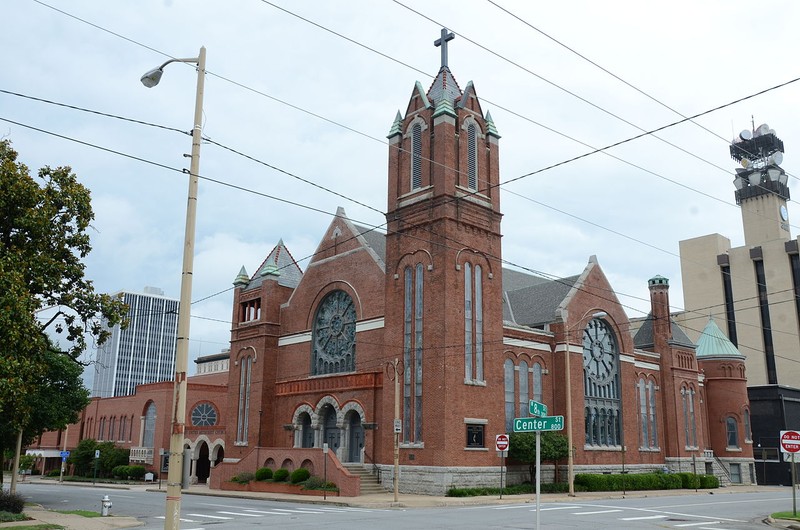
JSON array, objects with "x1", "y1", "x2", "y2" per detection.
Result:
[{"x1": 393, "y1": 419, "x2": 402, "y2": 434}]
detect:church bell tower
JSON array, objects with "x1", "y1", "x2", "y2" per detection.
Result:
[{"x1": 382, "y1": 29, "x2": 504, "y2": 465}]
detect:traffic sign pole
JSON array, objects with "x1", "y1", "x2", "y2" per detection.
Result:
[
  {"x1": 535, "y1": 431, "x2": 541, "y2": 530},
  {"x1": 794, "y1": 452, "x2": 797, "y2": 517}
]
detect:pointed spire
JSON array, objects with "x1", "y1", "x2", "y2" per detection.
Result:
[
  {"x1": 485, "y1": 111, "x2": 500, "y2": 138},
  {"x1": 233, "y1": 266, "x2": 249, "y2": 287},
  {"x1": 387, "y1": 110, "x2": 403, "y2": 138},
  {"x1": 696, "y1": 317, "x2": 744, "y2": 358}
]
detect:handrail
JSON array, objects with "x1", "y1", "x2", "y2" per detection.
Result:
[{"x1": 363, "y1": 452, "x2": 381, "y2": 484}]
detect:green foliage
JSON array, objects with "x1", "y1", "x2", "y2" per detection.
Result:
[
  {"x1": 302, "y1": 475, "x2": 325, "y2": 490},
  {"x1": 290, "y1": 468, "x2": 311, "y2": 484},
  {"x1": 272, "y1": 468, "x2": 290, "y2": 482},
  {"x1": 255, "y1": 467, "x2": 273, "y2": 481},
  {"x1": 0, "y1": 139, "x2": 128, "y2": 451},
  {"x1": 97, "y1": 442, "x2": 129, "y2": 477},
  {"x1": 230, "y1": 472, "x2": 255, "y2": 484},
  {"x1": 127, "y1": 466, "x2": 146, "y2": 480},
  {"x1": 46, "y1": 469, "x2": 61, "y2": 477},
  {"x1": 0, "y1": 511, "x2": 29, "y2": 523},
  {"x1": 699, "y1": 474, "x2": 719, "y2": 488},
  {"x1": 0, "y1": 489, "x2": 25, "y2": 514},
  {"x1": 18, "y1": 454, "x2": 35, "y2": 472},
  {"x1": 574, "y1": 472, "x2": 683, "y2": 492},
  {"x1": 55, "y1": 509, "x2": 102, "y2": 518},
  {"x1": 508, "y1": 431, "x2": 570, "y2": 484},
  {"x1": 446, "y1": 483, "x2": 572, "y2": 497},
  {"x1": 676, "y1": 472, "x2": 700, "y2": 489},
  {"x1": 68, "y1": 439, "x2": 97, "y2": 477}
]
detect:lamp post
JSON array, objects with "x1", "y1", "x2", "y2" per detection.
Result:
[
  {"x1": 141, "y1": 46, "x2": 206, "y2": 530},
  {"x1": 561, "y1": 308, "x2": 607, "y2": 496}
]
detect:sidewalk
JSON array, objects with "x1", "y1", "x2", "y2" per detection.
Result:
[{"x1": 3, "y1": 479, "x2": 797, "y2": 530}]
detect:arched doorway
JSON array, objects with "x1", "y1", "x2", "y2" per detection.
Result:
[
  {"x1": 321, "y1": 404, "x2": 340, "y2": 454},
  {"x1": 345, "y1": 410, "x2": 363, "y2": 463},
  {"x1": 195, "y1": 441, "x2": 210, "y2": 483},
  {"x1": 299, "y1": 412, "x2": 314, "y2": 448}
]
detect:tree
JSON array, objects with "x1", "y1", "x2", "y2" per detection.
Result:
[
  {"x1": 0, "y1": 342, "x2": 91, "y2": 484},
  {"x1": 68, "y1": 439, "x2": 98, "y2": 477},
  {"x1": 97, "y1": 442, "x2": 130, "y2": 477},
  {"x1": 508, "y1": 431, "x2": 570, "y2": 484},
  {"x1": 0, "y1": 139, "x2": 127, "y2": 490}
]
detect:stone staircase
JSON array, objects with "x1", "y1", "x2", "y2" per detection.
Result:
[{"x1": 342, "y1": 463, "x2": 384, "y2": 495}]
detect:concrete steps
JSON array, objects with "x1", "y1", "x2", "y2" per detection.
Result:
[{"x1": 343, "y1": 463, "x2": 385, "y2": 494}]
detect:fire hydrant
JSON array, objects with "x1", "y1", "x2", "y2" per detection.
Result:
[{"x1": 101, "y1": 495, "x2": 112, "y2": 516}]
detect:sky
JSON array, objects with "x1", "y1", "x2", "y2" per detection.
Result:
[{"x1": 3, "y1": 1, "x2": 799, "y2": 381}]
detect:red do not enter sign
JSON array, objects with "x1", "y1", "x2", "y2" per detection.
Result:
[
  {"x1": 496, "y1": 434, "x2": 510, "y2": 452},
  {"x1": 780, "y1": 430, "x2": 800, "y2": 453}
]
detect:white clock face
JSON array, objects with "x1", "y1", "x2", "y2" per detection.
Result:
[
  {"x1": 780, "y1": 205, "x2": 789, "y2": 221},
  {"x1": 582, "y1": 318, "x2": 616, "y2": 382}
]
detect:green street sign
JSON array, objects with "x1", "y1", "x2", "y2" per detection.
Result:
[
  {"x1": 513, "y1": 415, "x2": 564, "y2": 432},
  {"x1": 529, "y1": 400, "x2": 548, "y2": 417}
]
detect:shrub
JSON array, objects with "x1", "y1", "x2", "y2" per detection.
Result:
[
  {"x1": 699, "y1": 474, "x2": 719, "y2": 489},
  {"x1": 574, "y1": 472, "x2": 683, "y2": 492},
  {"x1": 676, "y1": 472, "x2": 701, "y2": 489},
  {"x1": 230, "y1": 472, "x2": 255, "y2": 484},
  {"x1": 290, "y1": 468, "x2": 311, "y2": 484},
  {"x1": 127, "y1": 466, "x2": 146, "y2": 480},
  {"x1": 272, "y1": 468, "x2": 290, "y2": 482},
  {"x1": 302, "y1": 476, "x2": 325, "y2": 490},
  {"x1": 112, "y1": 465, "x2": 129, "y2": 479},
  {"x1": 47, "y1": 469, "x2": 61, "y2": 477},
  {"x1": 0, "y1": 490, "x2": 25, "y2": 514},
  {"x1": 255, "y1": 467, "x2": 273, "y2": 481}
]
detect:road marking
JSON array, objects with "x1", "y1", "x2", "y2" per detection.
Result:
[
  {"x1": 495, "y1": 505, "x2": 531, "y2": 510},
  {"x1": 620, "y1": 515, "x2": 668, "y2": 521},
  {"x1": 673, "y1": 523, "x2": 719, "y2": 528},
  {"x1": 270, "y1": 508, "x2": 327, "y2": 514},
  {"x1": 154, "y1": 516, "x2": 198, "y2": 522},
  {"x1": 186, "y1": 513, "x2": 233, "y2": 520},
  {"x1": 243, "y1": 509, "x2": 290, "y2": 515},
  {"x1": 572, "y1": 509, "x2": 623, "y2": 515},
  {"x1": 216, "y1": 511, "x2": 262, "y2": 517},
  {"x1": 536, "y1": 506, "x2": 582, "y2": 511}
]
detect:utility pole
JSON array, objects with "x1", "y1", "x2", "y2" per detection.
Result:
[{"x1": 386, "y1": 359, "x2": 403, "y2": 503}]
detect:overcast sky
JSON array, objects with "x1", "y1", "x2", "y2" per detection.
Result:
[{"x1": 4, "y1": 1, "x2": 799, "y2": 377}]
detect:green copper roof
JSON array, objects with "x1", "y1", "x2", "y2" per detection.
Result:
[
  {"x1": 648, "y1": 275, "x2": 669, "y2": 287},
  {"x1": 387, "y1": 110, "x2": 402, "y2": 138},
  {"x1": 485, "y1": 110, "x2": 500, "y2": 138},
  {"x1": 432, "y1": 96, "x2": 456, "y2": 119},
  {"x1": 415, "y1": 81, "x2": 432, "y2": 109},
  {"x1": 233, "y1": 266, "x2": 249, "y2": 287},
  {"x1": 696, "y1": 317, "x2": 744, "y2": 358}
]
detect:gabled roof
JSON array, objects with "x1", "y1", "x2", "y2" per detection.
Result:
[
  {"x1": 696, "y1": 317, "x2": 744, "y2": 358},
  {"x1": 504, "y1": 274, "x2": 580, "y2": 327},
  {"x1": 241, "y1": 239, "x2": 303, "y2": 290},
  {"x1": 633, "y1": 314, "x2": 695, "y2": 350}
]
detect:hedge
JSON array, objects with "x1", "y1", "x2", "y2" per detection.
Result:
[
  {"x1": 272, "y1": 468, "x2": 290, "y2": 482},
  {"x1": 290, "y1": 468, "x2": 311, "y2": 484},
  {"x1": 574, "y1": 472, "x2": 682, "y2": 492},
  {"x1": 255, "y1": 467, "x2": 273, "y2": 481}
]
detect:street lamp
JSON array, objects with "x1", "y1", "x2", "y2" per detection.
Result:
[
  {"x1": 141, "y1": 46, "x2": 206, "y2": 530},
  {"x1": 561, "y1": 308, "x2": 607, "y2": 496}
]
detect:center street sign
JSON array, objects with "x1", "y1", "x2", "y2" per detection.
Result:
[{"x1": 513, "y1": 415, "x2": 564, "y2": 433}]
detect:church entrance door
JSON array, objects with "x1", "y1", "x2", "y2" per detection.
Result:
[
  {"x1": 321, "y1": 405, "x2": 340, "y2": 455},
  {"x1": 347, "y1": 412, "x2": 364, "y2": 463}
]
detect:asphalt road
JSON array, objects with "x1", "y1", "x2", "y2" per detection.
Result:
[{"x1": 13, "y1": 481, "x2": 795, "y2": 529}]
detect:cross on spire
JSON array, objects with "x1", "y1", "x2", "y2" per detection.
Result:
[{"x1": 434, "y1": 28, "x2": 455, "y2": 69}]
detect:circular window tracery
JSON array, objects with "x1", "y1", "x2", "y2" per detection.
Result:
[
  {"x1": 311, "y1": 290, "x2": 356, "y2": 375},
  {"x1": 191, "y1": 403, "x2": 218, "y2": 426}
]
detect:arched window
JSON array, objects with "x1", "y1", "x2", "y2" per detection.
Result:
[
  {"x1": 98, "y1": 417, "x2": 106, "y2": 441},
  {"x1": 638, "y1": 379, "x2": 648, "y2": 448},
  {"x1": 108, "y1": 417, "x2": 116, "y2": 442},
  {"x1": 582, "y1": 318, "x2": 621, "y2": 447},
  {"x1": 464, "y1": 263, "x2": 484, "y2": 382},
  {"x1": 311, "y1": 290, "x2": 356, "y2": 375},
  {"x1": 726, "y1": 416, "x2": 739, "y2": 448},
  {"x1": 236, "y1": 356, "x2": 252, "y2": 444},
  {"x1": 467, "y1": 123, "x2": 478, "y2": 190},
  {"x1": 744, "y1": 409, "x2": 752, "y2": 442},
  {"x1": 143, "y1": 403, "x2": 156, "y2": 448},
  {"x1": 681, "y1": 386, "x2": 698, "y2": 448},
  {"x1": 519, "y1": 361, "x2": 529, "y2": 417},
  {"x1": 504, "y1": 359, "x2": 515, "y2": 433},
  {"x1": 403, "y1": 265, "x2": 424, "y2": 443},
  {"x1": 532, "y1": 362, "x2": 543, "y2": 403},
  {"x1": 411, "y1": 123, "x2": 422, "y2": 190},
  {"x1": 647, "y1": 379, "x2": 658, "y2": 448}
]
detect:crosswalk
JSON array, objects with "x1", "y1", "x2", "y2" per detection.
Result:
[
  {"x1": 153, "y1": 504, "x2": 385, "y2": 528},
  {"x1": 492, "y1": 503, "x2": 745, "y2": 529}
]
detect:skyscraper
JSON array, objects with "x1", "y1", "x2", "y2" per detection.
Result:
[{"x1": 92, "y1": 287, "x2": 178, "y2": 397}]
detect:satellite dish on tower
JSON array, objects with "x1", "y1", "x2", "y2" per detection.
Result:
[
  {"x1": 770, "y1": 152, "x2": 784, "y2": 165},
  {"x1": 739, "y1": 129, "x2": 752, "y2": 141},
  {"x1": 756, "y1": 123, "x2": 770, "y2": 136}
]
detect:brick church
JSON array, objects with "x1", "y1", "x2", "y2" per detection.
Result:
[
  {"x1": 28, "y1": 29, "x2": 755, "y2": 494},
  {"x1": 212, "y1": 30, "x2": 755, "y2": 493}
]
